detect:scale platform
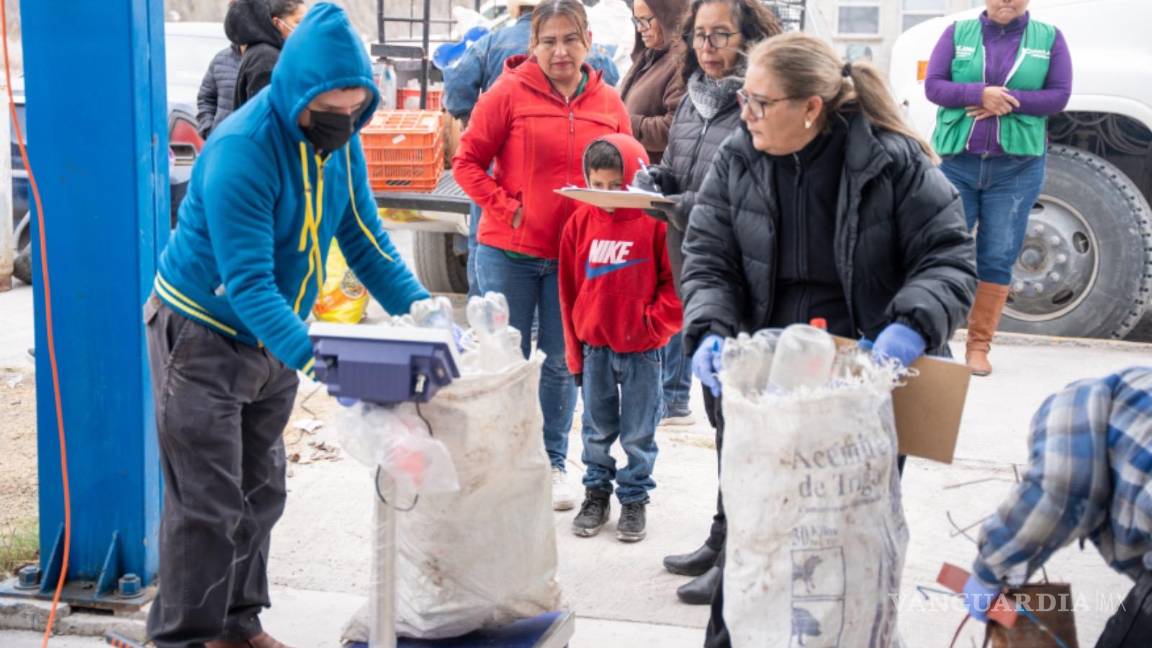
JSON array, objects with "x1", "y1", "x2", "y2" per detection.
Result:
[{"x1": 345, "y1": 611, "x2": 574, "y2": 648}]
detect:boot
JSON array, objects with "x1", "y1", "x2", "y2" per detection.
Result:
[
  {"x1": 965, "y1": 281, "x2": 1011, "y2": 376},
  {"x1": 677, "y1": 565, "x2": 722, "y2": 605},
  {"x1": 663, "y1": 542, "x2": 719, "y2": 576},
  {"x1": 616, "y1": 501, "x2": 647, "y2": 543}
]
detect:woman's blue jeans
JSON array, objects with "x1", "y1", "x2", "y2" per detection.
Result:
[{"x1": 939, "y1": 153, "x2": 1046, "y2": 285}]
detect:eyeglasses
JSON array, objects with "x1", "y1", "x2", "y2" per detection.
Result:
[
  {"x1": 631, "y1": 14, "x2": 657, "y2": 30},
  {"x1": 736, "y1": 88, "x2": 797, "y2": 120},
  {"x1": 693, "y1": 31, "x2": 736, "y2": 50}
]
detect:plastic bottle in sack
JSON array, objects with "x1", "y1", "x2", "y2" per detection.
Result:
[
  {"x1": 768, "y1": 323, "x2": 836, "y2": 392},
  {"x1": 464, "y1": 292, "x2": 523, "y2": 373},
  {"x1": 410, "y1": 295, "x2": 454, "y2": 330},
  {"x1": 751, "y1": 328, "x2": 783, "y2": 392}
]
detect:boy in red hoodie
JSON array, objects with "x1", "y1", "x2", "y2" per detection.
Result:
[{"x1": 559, "y1": 134, "x2": 682, "y2": 542}]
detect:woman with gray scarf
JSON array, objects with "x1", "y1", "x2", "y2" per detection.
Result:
[{"x1": 634, "y1": 0, "x2": 780, "y2": 605}]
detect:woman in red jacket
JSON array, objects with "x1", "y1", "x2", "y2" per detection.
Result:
[{"x1": 453, "y1": 0, "x2": 632, "y2": 511}]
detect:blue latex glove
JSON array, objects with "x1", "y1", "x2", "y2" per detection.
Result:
[
  {"x1": 962, "y1": 574, "x2": 1002, "y2": 622},
  {"x1": 692, "y1": 334, "x2": 724, "y2": 397},
  {"x1": 871, "y1": 322, "x2": 926, "y2": 368}
]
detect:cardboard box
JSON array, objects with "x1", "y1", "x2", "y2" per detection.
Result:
[{"x1": 834, "y1": 337, "x2": 970, "y2": 464}]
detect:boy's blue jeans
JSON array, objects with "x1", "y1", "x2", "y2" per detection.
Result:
[
  {"x1": 580, "y1": 345, "x2": 662, "y2": 504},
  {"x1": 939, "y1": 153, "x2": 1046, "y2": 285},
  {"x1": 475, "y1": 244, "x2": 576, "y2": 470}
]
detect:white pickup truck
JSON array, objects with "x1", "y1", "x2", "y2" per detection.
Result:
[{"x1": 889, "y1": 0, "x2": 1152, "y2": 339}]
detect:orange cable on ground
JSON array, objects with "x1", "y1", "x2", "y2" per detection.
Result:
[{"x1": 1, "y1": 0, "x2": 72, "y2": 645}]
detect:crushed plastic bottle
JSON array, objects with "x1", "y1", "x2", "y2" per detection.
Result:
[
  {"x1": 721, "y1": 329, "x2": 783, "y2": 397},
  {"x1": 462, "y1": 292, "x2": 524, "y2": 374},
  {"x1": 409, "y1": 295, "x2": 455, "y2": 331},
  {"x1": 768, "y1": 323, "x2": 836, "y2": 392}
]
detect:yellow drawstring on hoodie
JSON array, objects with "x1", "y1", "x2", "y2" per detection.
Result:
[{"x1": 294, "y1": 142, "x2": 326, "y2": 312}]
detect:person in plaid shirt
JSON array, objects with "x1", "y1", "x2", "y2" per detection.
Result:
[{"x1": 963, "y1": 366, "x2": 1152, "y2": 646}]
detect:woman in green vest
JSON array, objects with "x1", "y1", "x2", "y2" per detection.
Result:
[{"x1": 925, "y1": 0, "x2": 1071, "y2": 376}]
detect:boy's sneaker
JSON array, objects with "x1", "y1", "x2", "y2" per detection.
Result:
[
  {"x1": 551, "y1": 468, "x2": 577, "y2": 511},
  {"x1": 572, "y1": 489, "x2": 612, "y2": 537},
  {"x1": 617, "y1": 501, "x2": 647, "y2": 542}
]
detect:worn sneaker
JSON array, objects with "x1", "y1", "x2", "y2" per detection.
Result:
[
  {"x1": 572, "y1": 489, "x2": 611, "y2": 537},
  {"x1": 551, "y1": 467, "x2": 577, "y2": 511},
  {"x1": 617, "y1": 501, "x2": 647, "y2": 542}
]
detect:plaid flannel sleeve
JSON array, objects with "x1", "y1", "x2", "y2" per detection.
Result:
[{"x1": 972, "y1": 375, "x2": 1117, "y2": 585}]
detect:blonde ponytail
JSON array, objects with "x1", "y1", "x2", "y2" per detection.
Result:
[{"x1": 748, "y1": 33, "x2": 938, "y2": 164}]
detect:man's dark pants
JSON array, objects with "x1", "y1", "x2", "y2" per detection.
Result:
[{"x1": 144, "y1": 297, "x2": 298, "y2": 648}]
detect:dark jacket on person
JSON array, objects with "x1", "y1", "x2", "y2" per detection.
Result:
[
  {"x1": 196, "y1": 46, "x2": 242, "y2": 138},
  {"x1": 226, "y1": 0, "x2": 285, "y2": 108},
  {"x1": 680, "y1": 109, "x2": 977, "y2": 355},
  {"x1": 651, "y1": 84, "x2": 742, "y2": 289},
  {"x1": 617, "y1": 0, "x2": 687, "y2": 163}
]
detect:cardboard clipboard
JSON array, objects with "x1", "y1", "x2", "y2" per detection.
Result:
[{"x1": 556, "y1": 186, "x2": 676, "y2": 210}]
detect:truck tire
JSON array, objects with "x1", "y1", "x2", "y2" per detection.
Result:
[
  {"x1": 413, "y1": 231, "x2": 469, "y2": 294},
  {"x1": 1000, "y1": 145, "x2": 1152, "y2": 339},
  {"x1": 13, "y1": 210, "x2": 31, "y2": 285}
]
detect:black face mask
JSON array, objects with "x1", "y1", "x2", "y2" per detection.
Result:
[{"x1": 304, "y1": 110, "x2": 355, "y2": 152}]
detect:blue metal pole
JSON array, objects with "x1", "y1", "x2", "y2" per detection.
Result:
[{"x1": 20, "y1": 0, "x2": 167, "y2": 598}]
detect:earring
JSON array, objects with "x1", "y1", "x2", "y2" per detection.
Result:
[{"x1": 804, "y1": 119, "x2": 812, "y2": 130}]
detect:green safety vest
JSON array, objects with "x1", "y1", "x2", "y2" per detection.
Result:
[{"x1": 931, "y1": 18, "x2": 1056, "y2": 157}]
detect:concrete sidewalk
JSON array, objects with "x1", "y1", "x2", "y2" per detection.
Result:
[{"x1": 2, "y1": 277, "x2": 1150, "y2": 646}]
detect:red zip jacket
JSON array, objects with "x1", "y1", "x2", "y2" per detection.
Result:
[
  {"x1": 558, "y1": 134, "x2": 682, "y2": 375},
  {"x1": 452, "y1": 55, "x2": 632, "y2": 259}
]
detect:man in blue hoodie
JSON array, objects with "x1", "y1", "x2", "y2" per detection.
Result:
[{"x1": 146, "y1": 5, "x2": 429, "y2": 647}]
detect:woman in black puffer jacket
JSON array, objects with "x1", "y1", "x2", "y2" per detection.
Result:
[
  {"x1": 682, "y1": 33, "x2": 976, "y2": 648},
  {"x1": 635, "y1": 0, "x2": 781, "y2": 608},
  {"x1": 225, "y1": 0, "x2": 306, "y2": 109}
]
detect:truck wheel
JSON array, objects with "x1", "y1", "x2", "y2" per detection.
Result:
[
  {"x1": 13, "y1": 210, "x2": 32, "y2": 285},
  {"x1": 413, "y1": 231, "x2": 469, "y2": 294},
  {"x1": 1000, "y1": 145, "x2": 1152, "y2": 339}
]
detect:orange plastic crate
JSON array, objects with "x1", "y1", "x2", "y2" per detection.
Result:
[
  {"x1": 396, "y1": 87, "x2": 443, "y2": 111},
  {"x1": 370, "y1": 148, "x2": 445, "y2": 192},
  {"x1": 362, "y1": 110, "x2": 444, "y2": 192}
]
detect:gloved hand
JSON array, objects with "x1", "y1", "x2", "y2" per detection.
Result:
[
  {"x1": 631, "y1": 166, "x2": 667, "y2": 194},
  {"x1": 872, "y1": 322, "x2": 926, "y2": 368},
  {"x1": 692, "y1": 334, "x2": 724, "y2": 397},
  {"x1": 963, "y1": 574, "x2": 1002, "y2": 622}
]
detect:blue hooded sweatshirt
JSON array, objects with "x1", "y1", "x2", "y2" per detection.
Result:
[{"x1": 155, "y1": 3, "x2": 429, "y2": 377}]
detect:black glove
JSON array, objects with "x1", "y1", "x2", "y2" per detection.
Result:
[
  {"x1": 573, "y1": 373, "x2": 583, "y2": 388},
  {"x1": 632, "y1": 166, "x2": 667, "y2": 194}
]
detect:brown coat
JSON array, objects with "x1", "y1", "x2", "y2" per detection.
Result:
[
  {"x1": 618, "y1": 0, "x2": 688, "y2": 163},
  {"x1": 619, "y1": 46, "x2": 684, "y2": 163}
]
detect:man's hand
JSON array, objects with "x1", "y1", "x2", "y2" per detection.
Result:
[
  {"x1": 692, "y1": 334, "x2": 724, "y2": 397},
  {"x1": 980, "y1": 86, "x2": 1020, "y2": 116},
  {"x1": 963, "y1": 574, "x2": 1003, "y2": 622}
]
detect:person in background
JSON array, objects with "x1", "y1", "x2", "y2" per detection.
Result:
[
  {"x1": 925, "y1": 0, "x2": 1071, "y2": 376},
  {"x1": 617, "y1": 0, "x2": 687, "y2": 164},
  {"x1": 633, "y1": 0, "x2": 781, "y2": 605},
  {"x1": 559, "y1": 135, "x2": 681, "y2": 543},
  {"x1": 962, "y1": 367, "x2": 1152, "y2": 648},
  {"x1": 442, "y1": 0, "x2": 621, "y2": 297},
  {"x1": 453, "y1": 0, "x2": 632, "y2": 512},
  {"x1": 146, "y1": 6, "x2": 430, "y2": 647},
  {"x1": 227, "y1": 0, "x2": 307, "y2": 109},
  {"x1": 197, "y1": 42, "x2": 242, "y2": 138},
  {"x1": 680, "y1": 33, "x2": 976, "y2": 646}
]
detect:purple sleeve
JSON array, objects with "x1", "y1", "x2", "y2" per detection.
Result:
[
  {"x1": 1008, "y1": 29, "x2": 1072, "y2": 116},
  {"x1": 925, "y1": 23, "x2": 986, "y2": 109}
]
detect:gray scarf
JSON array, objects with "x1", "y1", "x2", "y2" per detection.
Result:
[{"x1": 687, "y1": 66, "x2": 745, "y2": 121}]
